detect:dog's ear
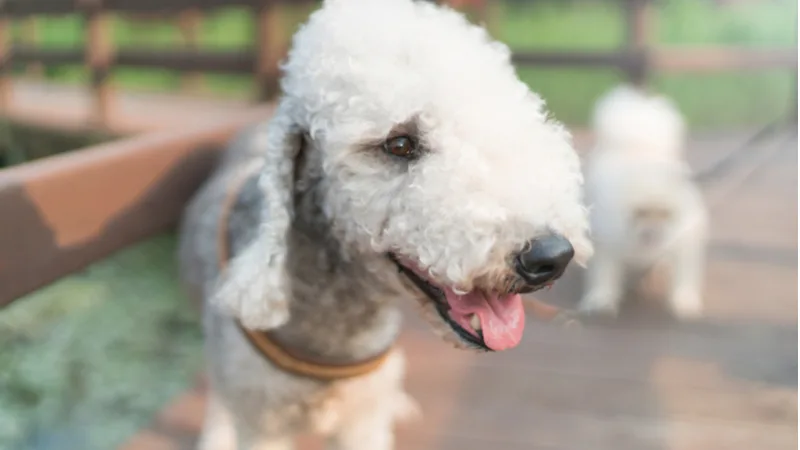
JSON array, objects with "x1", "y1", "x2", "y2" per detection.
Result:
[{"x1": 211, "y1": 102, "x2": 303, "y2": 330}]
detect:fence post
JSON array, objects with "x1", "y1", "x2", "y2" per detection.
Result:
[
  {"x1": 0, "y1": 6, "x2": 10, "y2": 111},
  {"x1": 179, "y1": 8, "x2": 204, "y2": 94},
  {"x1": 84, "y1": 0, "x2": 114, "y2": 129},
  {"x1": 254, "y1": 0, "x2": 285, "y2": 102},
  {"x1": 624, "y1": 0, "x2": 654, "y2": 87},
  {"x1": 22, "y1": 18, "x2": 44, "y2": 78},
  {"x1": 789, "y1": 15, "x2": 798, "y2": 133}
]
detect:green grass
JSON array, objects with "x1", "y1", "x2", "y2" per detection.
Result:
[
  {"x1": 0, "y1": 235, "x2": 202, "y2": 450},
  {"x1": 13, "y1": 0, "x2": 798, "y2": 128}
]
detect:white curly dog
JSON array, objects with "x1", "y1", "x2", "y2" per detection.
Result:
[
  {"x1": 579, "y1": 85, "x2": 709, "y2": 319},
  {"x1": 178, "y1": 0, "x2": 592, "y2": 449}
]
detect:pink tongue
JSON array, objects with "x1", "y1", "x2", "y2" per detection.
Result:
[{"x1": 444, "y1": 289, "x2": 526, "y2": 351}]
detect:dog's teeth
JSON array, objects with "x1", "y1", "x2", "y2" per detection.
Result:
[{"x1": 469, "y1": 314, "x2": 482, "y2": 331}]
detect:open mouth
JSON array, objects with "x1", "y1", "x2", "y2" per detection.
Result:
[{"x1": 389, "y1": 254, "x2": 529, "y2": 352}]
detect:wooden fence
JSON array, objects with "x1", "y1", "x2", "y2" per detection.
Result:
[
  {"x1": 0, "y1": 0, "x2": 304, "y2": 128},
  {"x1": 0, "y1": 0, "x2": 795, "y2": 130}
]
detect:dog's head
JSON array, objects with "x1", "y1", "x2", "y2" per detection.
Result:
[
  {"x1": 215, "y1": 0, "x2": 591, "y2": 351},
  {"x1": 592, "y1": 84, "x2": 687, "y2": 162}
]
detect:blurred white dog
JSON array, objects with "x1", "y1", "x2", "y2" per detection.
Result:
[{"x1": 579, "y1": 85, "x2": 708, "y2": 319}]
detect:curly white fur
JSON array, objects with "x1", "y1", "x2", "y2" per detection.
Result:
[{"x1": 580, "y1": 85, "x2": 709, "y2": 319}]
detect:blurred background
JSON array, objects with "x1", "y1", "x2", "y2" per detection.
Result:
[{"x1": 0, "y1": 0, "x2": 796, "y2": 449}]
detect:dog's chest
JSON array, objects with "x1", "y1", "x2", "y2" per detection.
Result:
[{"x1": 245, "y1": 350, "x2": 418, "y2": 436}]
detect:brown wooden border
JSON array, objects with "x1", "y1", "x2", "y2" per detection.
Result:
[{"x1": 0, "y1": 110, "x2": 270, "y2": 307}]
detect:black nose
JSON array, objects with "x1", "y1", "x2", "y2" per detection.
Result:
[{"x1": 515, "y1": 234, "x2": 575, "y2": 286}]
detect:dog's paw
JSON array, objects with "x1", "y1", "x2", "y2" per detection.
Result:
[
  {"x1": 578, "y1": 292, "x2": 620, "y2": 317},
  {"x1": 669, "y1": 290, "x2": 704, "y2": 320}
]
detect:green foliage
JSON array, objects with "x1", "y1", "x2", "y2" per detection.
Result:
[{"x1": 499, "y1": 0, "x2": 796, "y2": 126}]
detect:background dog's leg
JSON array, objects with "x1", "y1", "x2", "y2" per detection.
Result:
[
  {"x1": 667, "y1": 232, "x2": 706, "y2": 320},
  {"x1": 326, "y1": 414, "x2": 395, "y2": 450},
  {"x1": 196, "y1": 393, "x2": 237, "y2": 450},
  {"x1": 579, "y1": 250, "x2": 624, "y2": 316}
]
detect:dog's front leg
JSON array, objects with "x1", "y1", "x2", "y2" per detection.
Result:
[
  {"x1": 197, "y1": 393, "x2": 237, "y2": 450},
  {"x1": 579, "y1": 249, "x2": 624, "y2": 316},
  {"x1": 326, "y1": 413, "x2": 395, "y2": 450},
  {"x1": 667, "y1": 230, "x2": 706, "y2": 320}
]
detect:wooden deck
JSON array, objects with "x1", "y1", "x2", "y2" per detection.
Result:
[
  {"x1": 117, "y1": 125, "x2": 798, "y2": 450},
  {"x1": 3, "y1": 80, "x2": 268, "y2": 134}
]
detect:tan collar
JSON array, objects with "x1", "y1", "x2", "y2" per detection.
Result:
[{"x1": 216, "y1": 167, "x2": 392, "y2": 381}]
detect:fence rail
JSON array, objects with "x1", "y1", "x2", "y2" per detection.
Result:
[
  {"x1": 0, "y1": 0, "x2": 263, "y2": 16},
  {"x1": 0, "y1": 0, "x2": 796, "y2": 129}
]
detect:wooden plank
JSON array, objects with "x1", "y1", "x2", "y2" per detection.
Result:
[
  {"x1": 3, "y1": 80, "x2": 270, "y2": 135},
  {"x1": 0, "y1": 0, "x2": 263, "y2": 16},
  {"x1": 178, "y1": 8, "x2": 205, "y2": 93},
  {"x1": 511, "y1": 50, "x2": 639, "y2": 68},
  {"x1": 653, "y1": 47, "x2": 799, "y2": 72},
  {"x1": 115, "y1": 49, "x2": 255, "y2": 74},
  {"x1": 511, "y1": 47, "x2": 798, "y2": 73},
  {"x1": 254, "y1": 0, "x2": 286, "y2": 101},
  {"x1": 0, "y1": 110, "x2": 270, "y2": 306},
  {"x1": 102, "y1": 0, "x2": 260, "y2": 14},
  {"x1": 0, "y1": 12, "x2": 10, "y2": 109},
  {"x1": 0, "y1": 0, "x2": 75, "y2": 16},
  {"x1": 8, "y1": 46, "x2": 255, "y2": 74},
  {"x1": 85, "y1": 0, "x2": 114, "y2": 129},
  {"x1": 7, "y1": 46, "x2": 796, "y2": 75},
  {"x1": 10, "y1": 46, "x2": 83, "y2": 66},
  {"x1": 623, "y1": 0, "x2": 654, "y2": 85},
  {"x1": 20, "y1": 17, "x2": 44, "y2": 77}
]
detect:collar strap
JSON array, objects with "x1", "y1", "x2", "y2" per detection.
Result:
[{"x1": 216, "y1": 165, "x2": 392, "y2": 381}]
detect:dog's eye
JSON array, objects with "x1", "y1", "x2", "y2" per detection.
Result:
[{"x1": 383, "y1": 135, "x2": 419, "y2": 159}]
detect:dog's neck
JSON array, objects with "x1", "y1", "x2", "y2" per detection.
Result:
[{"x1": 268, "y1": 147, "x2": 404, "y2": 364}]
